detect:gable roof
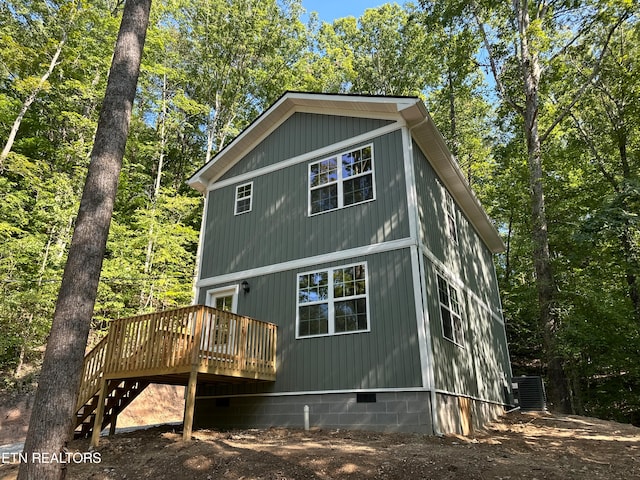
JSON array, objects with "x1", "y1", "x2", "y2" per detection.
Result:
[{"x1": 187, "y1": 91, "x2": 505, "y2": 253}]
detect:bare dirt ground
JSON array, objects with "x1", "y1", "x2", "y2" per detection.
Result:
[
  {"x1": 1, "y1": 410, "x2": 639, "y2": 480},
  {"x1": 0, "y1": 384, "x2": 185, "y2": 446}
]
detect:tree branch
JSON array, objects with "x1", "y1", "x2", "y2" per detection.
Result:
[
  {"x1": 540, "y1": 11, "x2": 630, "y2": 144},
  {"x1": 569, "y1": 112, "x2": 619, "y2": 191},
  {"x1": 470, "y1": 1, "x2": 524, "y2": 113}
]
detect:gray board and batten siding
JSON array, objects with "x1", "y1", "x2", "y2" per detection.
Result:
[
  {"x1": 219, "y1": 112, "x2": 394, "y2": 179},
  {"x1": 413, "y1": 142, "x2": 510, "y2": 402},
  {"x1": 413, "y1": 141, "x2": 501, "y2": 309},
  {"x1": 199, "y1": 126, "x2": 410, "y2": 278},
  {"x1": 423, "y1": 257, "x2": 510, "y2": 404},
  {"x1": 197, "y1": 249, "x2": 423, "y2": 396},
  {"x1": 192, "y1": 98, "x2": 511, "y2": 433}
]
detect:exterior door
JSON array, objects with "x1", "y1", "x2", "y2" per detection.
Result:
[{"x1": 204, "y1": 286, "x2": 239, "y2": 352}]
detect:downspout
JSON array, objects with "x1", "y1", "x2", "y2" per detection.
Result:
[
  {"x1": 191, "y1": 185, "x2": 210, "y2": 305},
  {"x1": 404, "y1": 120, "x2": 441, "y2": 436}
]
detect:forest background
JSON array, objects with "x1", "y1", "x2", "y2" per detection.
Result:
[{"x1": 1, "y1": 0, "x2": 638, "y2": 425}]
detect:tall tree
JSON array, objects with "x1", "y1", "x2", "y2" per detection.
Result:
[
  {"x1": 420, "y1": 0, "x2": 632, "y2": 412},
  {"x1": 18, "y1": 0, "x2": 151, "y2": 477},
  {"x1": 309, "y1": 4, "x2": 437, "y2": 96},
  {"x1": 173, "y1": 0, "x2": 307, "y2": 164},
  {"x1": 570, "y1": 22, "x2": 640, "y2": 321}
]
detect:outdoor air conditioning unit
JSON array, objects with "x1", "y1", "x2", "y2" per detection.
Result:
[{"x1": 512, "y1": 376, "x2": 546, "y2": 411}]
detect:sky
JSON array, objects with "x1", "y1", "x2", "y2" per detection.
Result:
[{"x1": 301, "y1": 0, "x2": 389, "y2": 23}]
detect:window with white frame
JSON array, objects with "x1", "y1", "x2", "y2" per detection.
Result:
[
  {"x1": 445, "y1": 191, "x2": 458, "y2": 243},
  {"x1": 234, "y1": 182, "x2": 253, "y2": 215},
  {"x1": 297, "y1": 263, "x2": 369, "y2": 338},
  {"x1": 308, "y1": 145, "x2": 374, "y2": 215},
  {"x1": 437, "y1": 274, "x2": 464, "y2": 345}
]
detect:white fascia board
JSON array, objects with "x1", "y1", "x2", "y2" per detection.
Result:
[
  {"x1": 186, "y1": 92, "x2": 422, "y2": 191},
  {"x1": 409, "y1": 112, "x2": 505, "y2": 254}
]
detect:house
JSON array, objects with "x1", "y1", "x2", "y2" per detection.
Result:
[{"x1": 185, "y1": 92, "x2": 513, "y2": 435}]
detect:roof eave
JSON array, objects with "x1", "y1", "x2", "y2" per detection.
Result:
[{"x1": 408, "y1": 111, "x2": 506, "y2": 254}]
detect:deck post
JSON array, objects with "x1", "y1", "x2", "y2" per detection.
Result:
[
  {"x1": 183, "y1": 368, "x2": 198, "y2": 441},
  {"x1": 183, "y1": 306, "x2": 203, "y2": 441},
  {"x1": 90, "y1": 378, "x2": 108, "y2": 447}
]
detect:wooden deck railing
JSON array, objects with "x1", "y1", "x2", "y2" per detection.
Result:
[
  {"x1": 102, "y1": 305, "x2": 277, "y2": 380},
  {"x1": 76, "y1": 336, "x2": 108, "y2": 410}
]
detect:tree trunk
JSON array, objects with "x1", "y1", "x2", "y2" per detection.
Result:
[
  {"x1": 15, "y1": 229, "x2": 54, "y2": 378},
  {"x1": 140, "y1": 73, "x2": 168, "y2": 309},
  {"x1": 17, "y1": 0, "x2": 151, "y2": 478},
  {"x1": 0, "y1": 37, "x2": 66, "y2": 169},
  {"x1": 515, "y1": 0, "x2": 571, "y2": 413}
]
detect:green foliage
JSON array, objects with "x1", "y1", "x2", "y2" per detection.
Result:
[{"x1": 1, "y1": 0, "x2": 639, "y2": 425}]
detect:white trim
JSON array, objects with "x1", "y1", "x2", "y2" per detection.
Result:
[
  {"x1": 410, "y1": 246, "x2": 431, "y2": 388},
  {"x1": 307, "y1": 144, "x2": 376, "y2": 216},
  {"x1": 419, "y1": 243, "x2": 504, "y2": 325},
  {"x1": 294, "y1": 104, "x2": 412, "y2": 121},
  {"x1": 296, "y1": 262, "x2": 370, "y2": 339},
  {"x1": 294, "y1": 105, "x2": 401, "y2": 123},
  {"x1": 406, "y1": 125, "x2": 440, "y2": 434},
  {"x1": 206, "y1": 122, "x2": 403, "y2": 193},
  {"x1": 197, "y1": 237, "x2": 415, "y2": 288},
  {"x1": 205, "y1": 284, "x2": 240, "y2": 312},
  {"x1": 234, "y1": 181, "x2": 253, "y2": 215},
  {"x1": 195, "y1": 386, "x2": 510, "y2": 407},
  {"x1": 402, "y1": 127, "x2": 432, "y2": 390},
  {"x1": 191, "y1": 194, "x2": 209, "y2": 305},
  {"x1": 402, "y1": 127, "x2": 419, "y2": 244}
]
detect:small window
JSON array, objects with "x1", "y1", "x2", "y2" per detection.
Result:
[
  {"x1": 445, "y1": 191, "x2": 458, "y2": 243},
  {"x1": 308, "y1": 145, "x2": 374, "y2": 215},
  {"x1": 437, "y1": 274, "x2": 464, "y2": 345},
  {"x1": 235, "y1": 182, "x2": 253, "y2": 215},
  {"x1": 297, "y1": 263, "x2": 369, "y2": 338}
]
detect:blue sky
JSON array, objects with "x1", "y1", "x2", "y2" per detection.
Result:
[{"x1": 301, "y1": 0, "x2": 389, "y2": 23}]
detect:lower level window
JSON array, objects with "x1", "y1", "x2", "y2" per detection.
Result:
[
  {"x1": 437, "y1": 274, "x2": 464, "y2": 345},
  {"x1": 297, "y1": 263, "x2": 369, "y2": 338}
]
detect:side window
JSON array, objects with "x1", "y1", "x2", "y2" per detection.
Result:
[
  {"x1": 235, "y1": 182, "x2": 253, "y2": 215},
  {"x1": 445, "y1": 190, "x2": 458, "y2": 244},
  {"x1": 297, "y1": 263, "x2": 369, "y2": 338},
  {"x1": 437, "y1": 274, "x2": 464, "y2": 345},
  {"x1": 308, "y1": 145, "x2": 374, "y2": 215}
]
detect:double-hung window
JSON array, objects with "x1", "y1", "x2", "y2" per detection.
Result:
[
  {"x1": 437, "y1": 274, "x2": 464, "y2": 345},
  {"x1": 234, "y1": 182, "x2": 253, "y2": 215},
  {"x1": 297, "y1": 263, "x2": 369, "y2": 338},
  {"x1": 309, "y1": 145, "x2": 374, "y2": 215}
]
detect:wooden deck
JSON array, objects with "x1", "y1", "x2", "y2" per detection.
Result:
[{"x1": 75, "y1": 305, "x2": 277, "y2": 445}]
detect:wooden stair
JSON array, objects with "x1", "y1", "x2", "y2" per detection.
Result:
[
  {"x1": 73, "y1": 305, "x2": 277, "y2": 446},
  {"x1": 74, "y1": 379, "x2": 150, "y2": 439}
]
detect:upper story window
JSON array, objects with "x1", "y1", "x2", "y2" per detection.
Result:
[
  {"x1": 234, "y1": 182, "x2": 253, "y2": 215},
  {"x1": 297, "y1": 263, "x2": 369, "y2": 338},
  {"x1": 308, "y1": 145, "x2": 374, "y2": 215},
  {"x1": 437, "y1": 274, "x2": 464, "y2": 346},
  {"x1": 445, "y1": 191, "x2": 458, "y2": 243}
]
